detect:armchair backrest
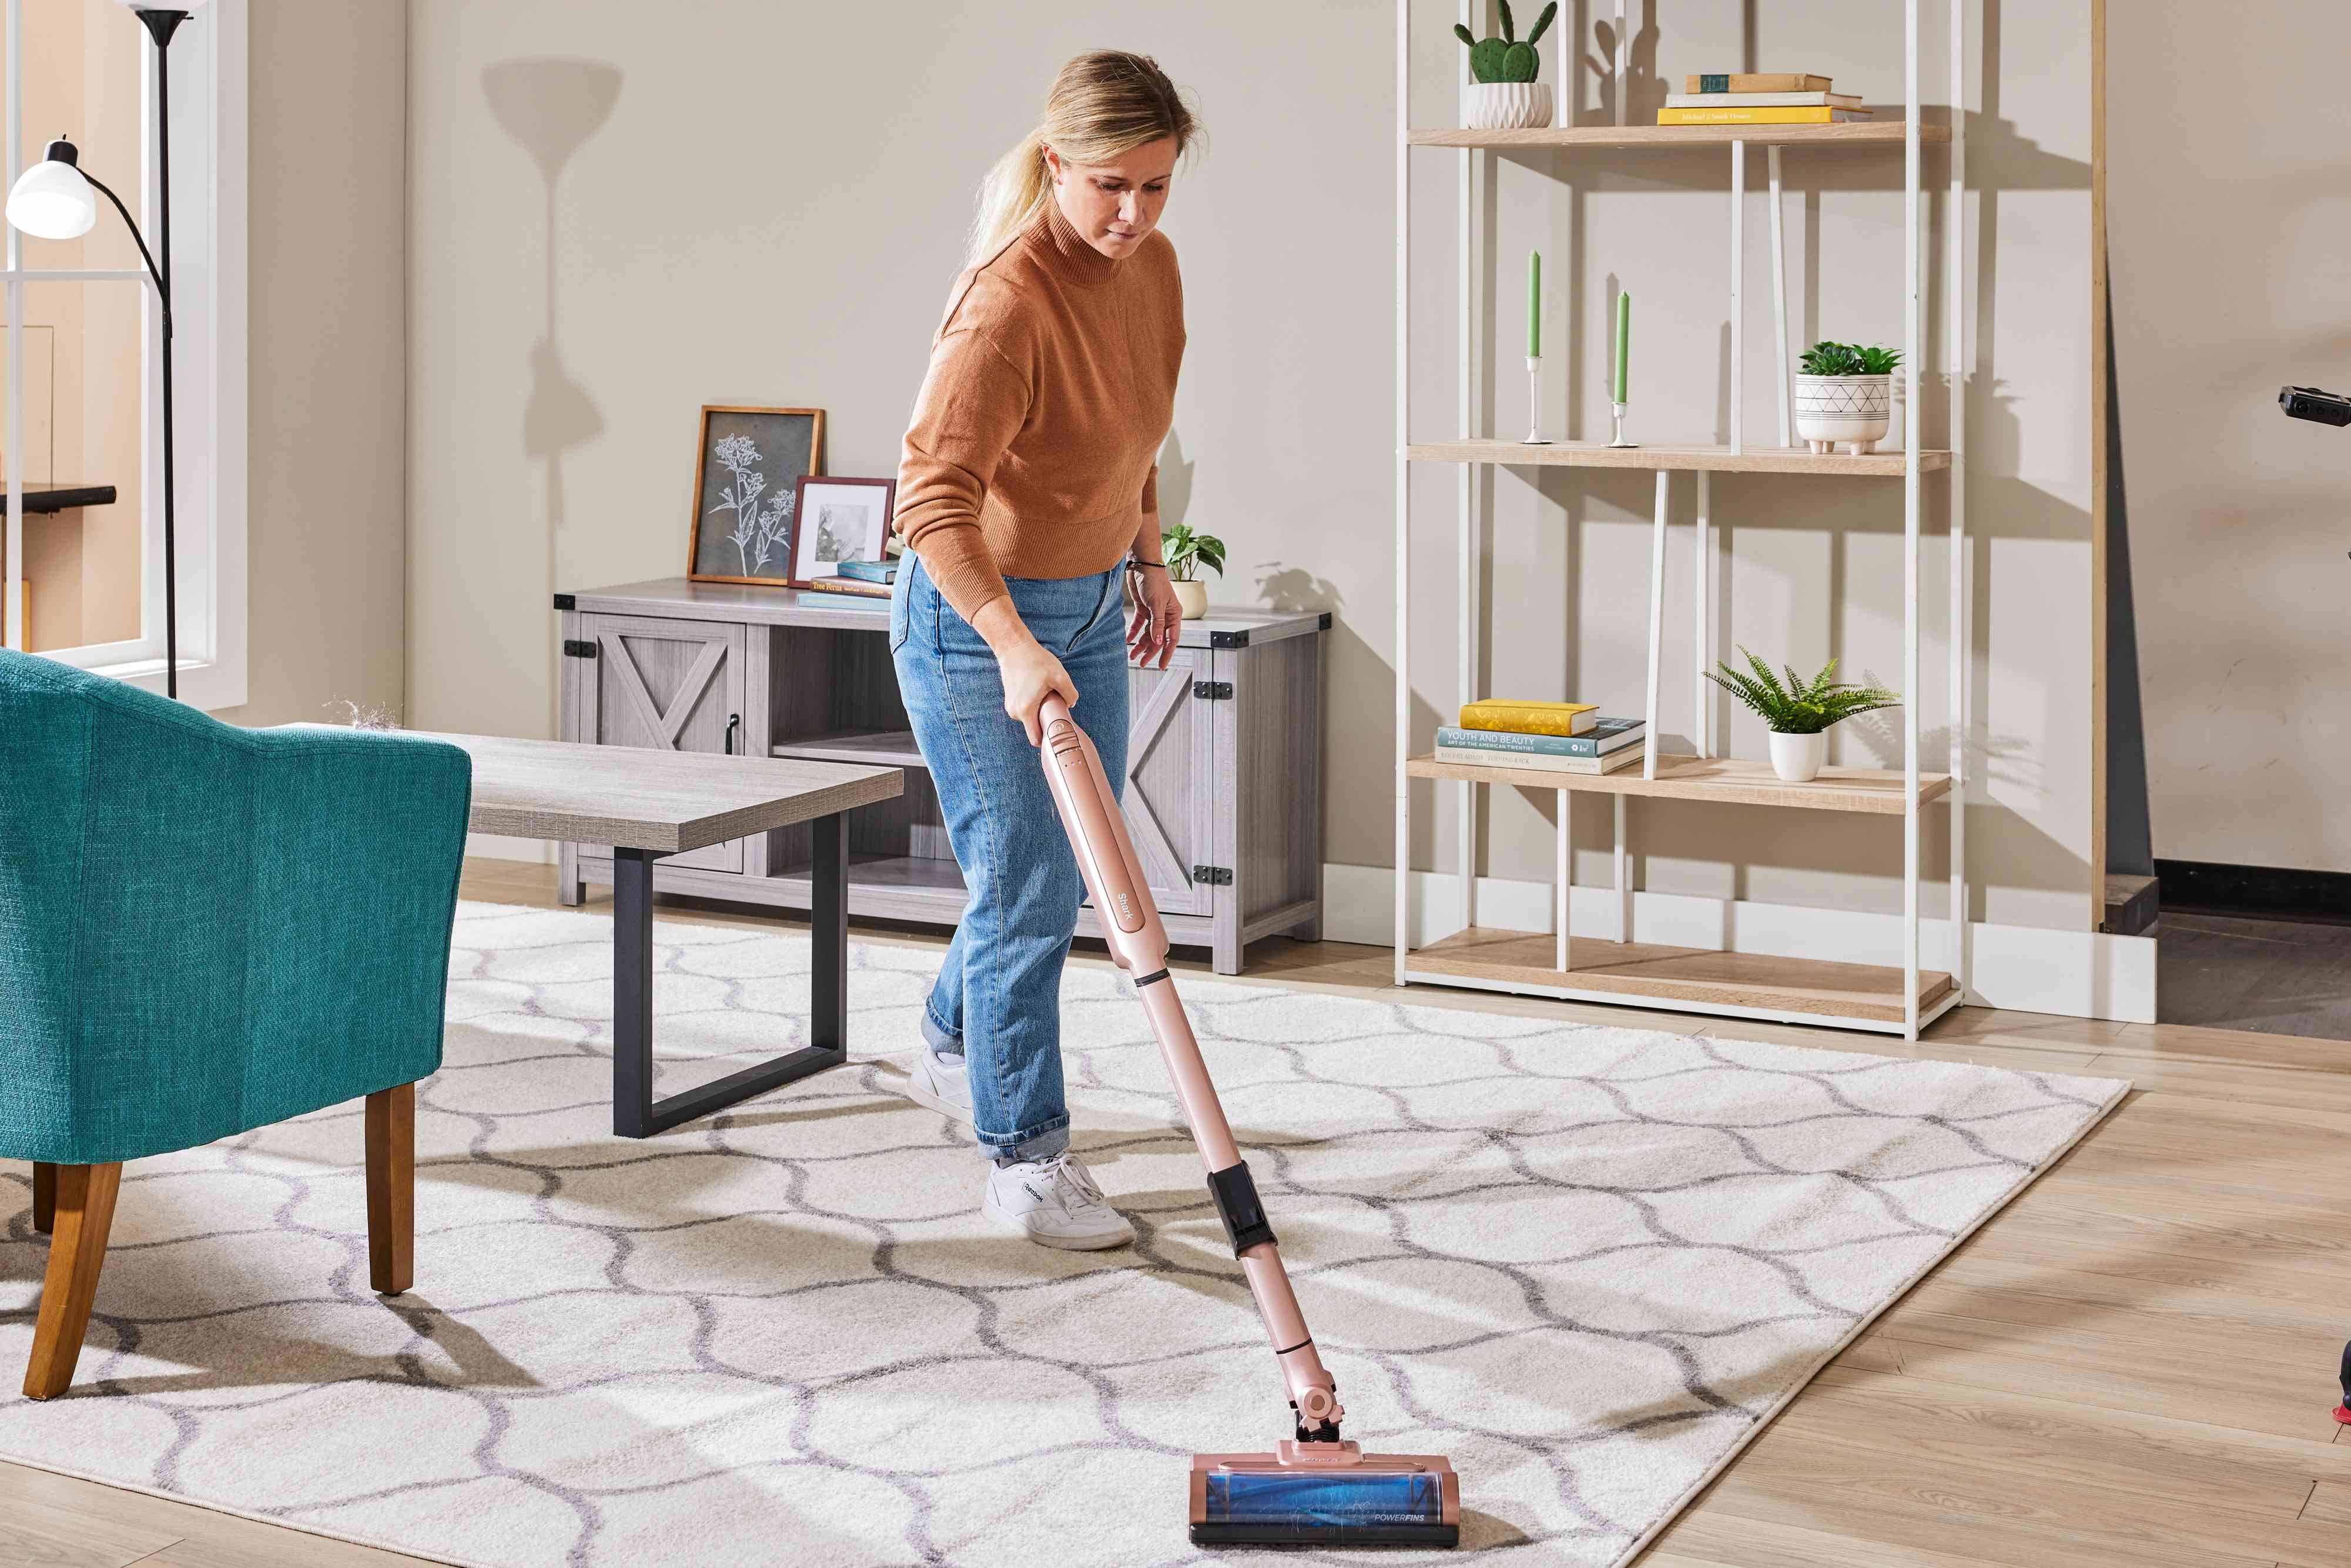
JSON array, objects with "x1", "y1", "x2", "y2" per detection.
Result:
[{"x1": 0, "y1": 652, "x2": 471, "y2": 1164}]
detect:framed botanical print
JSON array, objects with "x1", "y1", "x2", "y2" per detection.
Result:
[{"x1": 686, "y1": 406, "x2": 826, "y2": 585}]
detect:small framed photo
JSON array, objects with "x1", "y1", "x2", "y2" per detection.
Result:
[
  {"x1": 687, "y1": 405, "x2": 826, "y2": 585},
  {"x1": 787, "y1": 476, "x2": 896, "y2": 585}
]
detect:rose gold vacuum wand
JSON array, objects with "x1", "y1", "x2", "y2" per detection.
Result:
[{"x1": 1036, "y1": 693, "x2": 1459, "y2": 1547}]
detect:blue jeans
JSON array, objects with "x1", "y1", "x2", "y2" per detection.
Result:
[{"x1": 890, "y1": 557, "x2": 1130, "y2": 1163}]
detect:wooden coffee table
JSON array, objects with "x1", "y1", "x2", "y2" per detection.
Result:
[{"x1": 423, "y1": 733, "x2": 903, "y2": 1137}]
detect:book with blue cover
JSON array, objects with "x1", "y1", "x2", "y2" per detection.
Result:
[
  {"x1": 1436, "y1": 717, "x2": 1644, "y2": 758},
  {"x1": 835, "y1": 558, "x2": 899, "y2": 584}
]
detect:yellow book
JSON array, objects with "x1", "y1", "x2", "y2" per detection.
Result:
[
  {"x1": 1656, "y1": 106, "x2": 1866, "y2": 126},
  {"x1": 1458, "y1": 699, "x2": 1597, "y2": 737}
]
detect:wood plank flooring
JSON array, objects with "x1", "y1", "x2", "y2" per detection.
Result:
[{"x1": 4, "y1": 858, "x2": 2342, "y2": 1568}]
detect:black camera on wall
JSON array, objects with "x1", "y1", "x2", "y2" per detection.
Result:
[{"x1": 2280, "y1": 385, "x2": 2351, "y2": 426}]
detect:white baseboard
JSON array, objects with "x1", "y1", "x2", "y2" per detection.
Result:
[
  {"x1": 467, "y1": 833, "x2": 554, "y2": 865},
  {"x1": 1321, "y1": 863, "x2": 2155, "y2": 1024}
]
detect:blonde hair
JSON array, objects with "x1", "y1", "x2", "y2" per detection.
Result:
[{"x1": 969, "y1": 50, "x2": 1200, "y2": 267}]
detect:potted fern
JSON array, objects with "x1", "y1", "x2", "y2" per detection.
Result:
[
  {"x1": 1454, "y1": 2, "x2": 1558, "y2": 129},
  {"x1": 1160, "y1": 522, "x2": 1225, "y2": 619},
  {"x1": 1794, "y1": 341, "x2": 1901, "y2": 455},
  {"x1": 1705, "y1": 648, "x2": 1901, "y2": 782}
]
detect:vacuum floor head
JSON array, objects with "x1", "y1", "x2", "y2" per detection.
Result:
[{"x1": 1190, "y1": 1442, "x2": 1460, "y2": 1547}]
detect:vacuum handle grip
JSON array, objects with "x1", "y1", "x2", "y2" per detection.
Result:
[{"x1": 1037, "y1": 693, "x2": 1168, "y2": 971}]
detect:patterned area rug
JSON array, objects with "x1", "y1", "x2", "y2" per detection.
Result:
[{"x1": 0, "y1": 902, "x2": 2125, "y2": 1567}]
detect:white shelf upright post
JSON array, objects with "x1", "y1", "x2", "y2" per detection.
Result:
[
  {"x1": 5, "y1": 0, "x2": 22, "y2": 655},
  {"x1": 1902, "y1": 0, "x2": 1923, "y2": 1038},
  {"x1": 1393, "y1": 0, "x2": 1411, "y2": 983},
  {"x1": 1457, "y1": 0, "x2": 1477, "y2": 940},
  {"x1": 1729, "y1": 142, "x2": 1745, "y2": 455},
  {"x1": 1769, "y1": 145, "x2": 1791, "y2": 447},
  {"x1": 1693, "y1": 471, "x2": 1710, "y2": 758},
  {"x1": 1949, "y1": 0, "x2": 1970, "y2": 1000},
  {"x1": 1643, "y1": 471, "x2": 1668, "y2": 781},
  {"x1": 1615, "y1": 0, "x2": 1629, "y2": 127}
]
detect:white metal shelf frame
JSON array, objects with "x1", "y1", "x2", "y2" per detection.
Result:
[{"x1": 1393, "y1": 0, "x2": 1973, "y2": 1038}]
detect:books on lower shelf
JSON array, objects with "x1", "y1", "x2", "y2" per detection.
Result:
[
  {"x1": 1658, "y1": 106, "x2": 1868, "y2": 126},
  {"x1": 1437, "y1": 718, "x2": 1644, "y2": 758},
  {"x1": 1434, "y1": 742, "x2": 1644, "y2": 776},
  {"x1": 1664, "y1": 91, "x2": 1864, "y2": 109},
  {"x1": 1458, "y1": 698, "x2": 1597, "y2": 737},
  {"x1": 1684, "y1": 72, "x2": 1832, "y2": 93}
]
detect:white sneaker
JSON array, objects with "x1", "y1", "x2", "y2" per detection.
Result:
[
  {"x1": 983, "y1": 1152, "x2": 1135, "y2": 1251},
  {"x1": 904, "y1": 1048, "x2": 974, "y2": 1126}
]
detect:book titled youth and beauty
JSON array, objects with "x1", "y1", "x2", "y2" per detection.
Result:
[{"x1": 1436, "y1": 716, "x2": 1645, "y2": 757}]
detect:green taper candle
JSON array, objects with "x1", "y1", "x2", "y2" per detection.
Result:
[
  {"x1": 1615, "y1": 289, "x2": 1630, "y2": 403},
  {"x1": 1528, "y1": 250, "x2": 1541, "y2": 358}
]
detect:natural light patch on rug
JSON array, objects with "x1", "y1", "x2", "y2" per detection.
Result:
[{"x1": 0, "y1": 900, "x2": 2126, "y2": 1567}]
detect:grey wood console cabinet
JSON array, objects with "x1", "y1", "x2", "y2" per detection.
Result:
[{"x1": 553, "y1": 578, "x2": 1327, "y2": 974}]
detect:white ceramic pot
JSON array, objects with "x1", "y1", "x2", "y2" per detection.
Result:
[
  {"x1": 1793, "y1": 373, "x2": 1893, "y2": 455},
  {"x1": 1462, "y1": 81, "x2": 1553, "y2": 130},
  {"x1": 1768, "y1": 730, "x2": 1827, "y2": 783},
  {"x1": 1171, "y1": 578, "x2": 1208, "y2": 619}
]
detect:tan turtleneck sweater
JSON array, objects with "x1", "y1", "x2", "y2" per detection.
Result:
[{"x1": 893, "y1": 201, "x2": 1185, "y2": 622}]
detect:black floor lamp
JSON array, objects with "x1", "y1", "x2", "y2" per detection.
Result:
[{"x1": 4, "y1": 4, "x2": 196, "y2": 698}]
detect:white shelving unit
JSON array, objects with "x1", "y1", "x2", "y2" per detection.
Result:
[{"x1": 1393, "y1": 0, "x2": 1972, "y2": 1038}]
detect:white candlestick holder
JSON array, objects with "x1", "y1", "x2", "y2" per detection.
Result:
[
  {"x1": 1521, "y1": 356, "x2": 1550, "y2": 445},
  {"x1": 1606, "y1": 399, "x2": 1637, "y2": 448}
]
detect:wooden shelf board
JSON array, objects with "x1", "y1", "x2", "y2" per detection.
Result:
[
  {"x1": 1409, "y1": 927, "x2": 1953, "y2": 1025},
  {"x1": 772, "y1": 731, "x2": 926, "y2": 770},
  {"x1": 1407, "y1": 752, "x2": 1951, "y2": 814},
  {"x1": 1408, "y1": 122, "x2": 1951, "y2": 149},
  {"x1": 1406, "y1": 439, "x2": 1950, "y2": 477},
  {"x1": 772, "y1": 852, "x2": 965, "y2": 896}
]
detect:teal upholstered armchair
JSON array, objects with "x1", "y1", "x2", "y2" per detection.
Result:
[{"x1": 0, "y1": 651, "x2": 470, "y2": 1398}]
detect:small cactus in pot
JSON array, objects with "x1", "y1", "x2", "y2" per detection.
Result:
[
  {"x1": 1456, "y1": 3, "x2": 1558, "y2": 128},
  {"x1": 1794, "y1": 340, "x2": 1902, "y2": 456}
]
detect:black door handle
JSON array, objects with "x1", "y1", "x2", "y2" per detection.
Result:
[{"x1": 725, "y1": 713, "x2": 741, "y2": 755}]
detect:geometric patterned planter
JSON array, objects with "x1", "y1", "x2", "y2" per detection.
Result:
[
  {"x1": 1793, "y1": 373, "x2": 1894, "y2": 454},
  {"x1": 1462, "y1": 81, "x2": 1553, "y2": 129}
]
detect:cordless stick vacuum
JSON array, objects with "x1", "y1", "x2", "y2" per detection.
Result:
[{"x1": 1036, "y1": 693, "x2": 1462, "y2": 1548}]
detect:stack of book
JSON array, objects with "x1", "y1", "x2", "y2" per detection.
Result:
[
  {"x1": 797, "y1": 557, "x2": 896, "y2": 612},
  {"x1": 1659, "y1": 73, "x2": 1868, "y2": 128},
  {"x1": 1436, "y1": 700, "x2": 1645, "y2": 776}
]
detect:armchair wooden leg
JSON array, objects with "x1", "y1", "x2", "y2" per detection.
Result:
[
  {"x1": 364, "y1": 1083, "x2": 414, "y2": 1295},
  {"x1": 31, "y1": 1162, "x2": 54, "y2": 1234},
  {"x1": 24, "y1": 1162, "x2": 122, "y2": 1401}
]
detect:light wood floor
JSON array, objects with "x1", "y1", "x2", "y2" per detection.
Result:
[{"x1": 9, "y1": 860, "x2": 2347, "y2": 1568}]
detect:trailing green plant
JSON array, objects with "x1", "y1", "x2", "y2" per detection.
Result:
[
  {"x1": 1704, "y1": 648, "x2": 1901, "y2": 735},
  {"x1": 1160, "y1": 522, "x2": 1226, "y2": 584},
  {"x1": 1454, "y1": 1, "x2": 1557, "y2": 83},
  {"x1": 1799, "y1": 340, "x2": 1903, "y2": 377}
]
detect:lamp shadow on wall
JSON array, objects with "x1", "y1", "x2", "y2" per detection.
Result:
[{"x1": 483, "y1": 57, "x2": 622, "y2": 733}]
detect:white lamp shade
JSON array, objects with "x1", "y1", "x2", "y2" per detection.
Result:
[{"x1": 5, "y1": 159, "x2": 97, "y2": 240}]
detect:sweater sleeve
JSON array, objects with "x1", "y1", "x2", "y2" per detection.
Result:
[
  {"x1": 1140, "y1": 463, "x2": 1158, "y2": 515},
  {"x1": 894, "y1": 319, "x2": 1031, "y2": 622}
]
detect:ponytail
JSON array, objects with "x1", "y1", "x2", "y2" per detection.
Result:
[{"x1": 969, "y1": 131, "x2": 1055, "y2": 267}]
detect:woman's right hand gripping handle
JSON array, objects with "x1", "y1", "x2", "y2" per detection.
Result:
[{"x1": 970, "y1": 597, "x2": 1077, "y2": 746}]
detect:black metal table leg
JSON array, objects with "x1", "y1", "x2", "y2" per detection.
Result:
[{"x1": 608, "y1": 822, "x2": 852, "y2": 1138}]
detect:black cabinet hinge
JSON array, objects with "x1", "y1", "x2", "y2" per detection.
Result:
[
  {"x1": 562, "y1": 639, "x2": 598, "y2": 659},
  {"x1": 1192, "y1": 865, "x2": 1233, "y2": 886},
  {"x1": 1191, "y1": 679, "x2": 1234, "y2": 701},
  {"x1": 552, "y1": 593, "x2": 576, "y2": 611}
]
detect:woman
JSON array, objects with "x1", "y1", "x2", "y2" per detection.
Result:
[{"x1": 890, "y1": 51, "x2": 1194, "y2": 1249}]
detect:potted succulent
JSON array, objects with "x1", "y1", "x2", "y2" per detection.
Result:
[
  {"x1": 1705, "y1": 648, "x2": 1901, "y2": 783},
  {"x1": 1455, "y1": 2, "x2": 1558, "y2": 129},
  {"x1": 1160, "y1": 522, "x2": 1225, "y2": 619},
  {"x1": 1794, "y1": 341, "x2": 1902, "y2": 455}
]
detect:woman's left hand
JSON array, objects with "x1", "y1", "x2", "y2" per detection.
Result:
[{"x1": 1127, "y1": 565, "x2": 1182, "y2": 669}]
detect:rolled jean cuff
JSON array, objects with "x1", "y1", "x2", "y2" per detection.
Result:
[
  {"x1": 976, "y1": 1115, "x2": 1070, "y2": 1164},
  {"x1": 920, "y1": 1006, "x2": 963, "y2": 1057}
]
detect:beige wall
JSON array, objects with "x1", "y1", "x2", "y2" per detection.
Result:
[
  {"x1": 212, "y1": 0, "x2": 407, "y2": 728},
  {"x1": 2108, "y1": 6, "x2": 2351, "y2": 874},
  {"x1": 407, "y1": 1, "x2": 2094, "y2": 929}
]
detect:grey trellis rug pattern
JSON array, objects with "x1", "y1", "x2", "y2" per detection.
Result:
[{"x1": 0, "y1": 902, "x2": 2126, "y2": 1567}]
